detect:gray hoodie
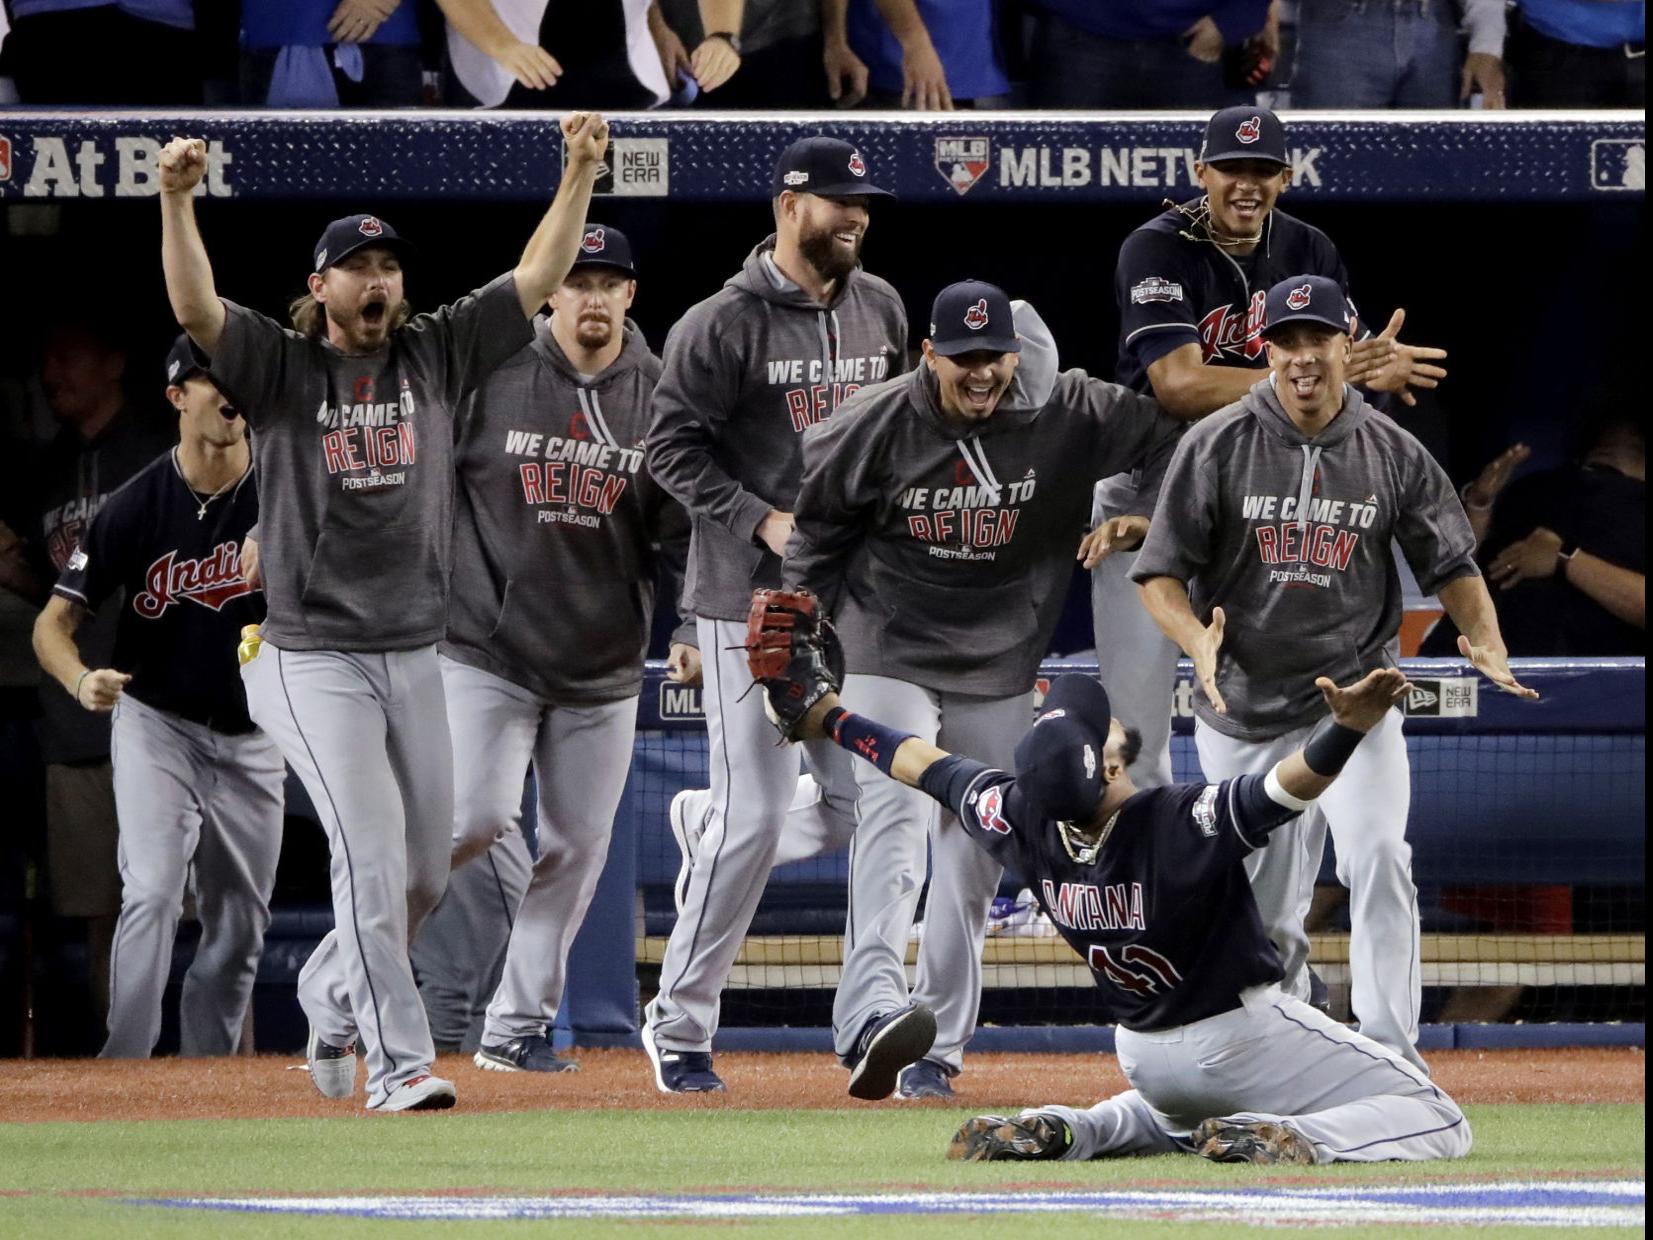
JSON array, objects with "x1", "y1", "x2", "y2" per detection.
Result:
[
  {"x1": 1131, "y1": 377, "x2": 1478, "y2": 740},
  {"x1": 442, "y1": 317, "x2": 690, "y2": 705},
  {"x1": 646, "y1": 238, "x2": 908, "y2": 621},
  {"x1": 786, "y1": 345, "x2": 1178, "y2": 698}
]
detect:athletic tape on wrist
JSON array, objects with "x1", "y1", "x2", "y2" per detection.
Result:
[
  {"x1": 829, "y1": 709, "x2": 913, "y2": 777},
  {"x1": 1302, "y1": 717, "x2": 1365, "y2": 777}
]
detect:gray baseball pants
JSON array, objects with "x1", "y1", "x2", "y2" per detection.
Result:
[
  {"x1": 101, "y1": 694, "x2": 285, "y2": 1058},
  {"x1": 832, "y1": 674, "x2": 1030, "y2": 1074},
  {"x1": 1195, "y1": 709, "x2": 1424, "y2": 1070},
  {"x1": 646, "y1": 616, "x2": 860, "y2": 1053},
  {"x1": 1036, "y1": 984, "x2": 1467, "y2": 1163},
  {"x1": 241, "y1": 641, "x2": 452, "y2": 1108},
  {"x1": 412, "y1": 657, "x2": 636, "y2": 1047}
]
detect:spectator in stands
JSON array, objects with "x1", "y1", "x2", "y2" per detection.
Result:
[
  {"x1": 1023, "y1": 1, "x2": 1274, "y2": 109},
  {"x1": 1, "y1": 0, "x2": 201, "y2": 104},
  {"x1": 240, "y1": 0, "x2": 427, "y2": 108},
  {"x1": 439, "y1": 0, "x2": 742, "y2": 109},
  {"x1": 659, "y1": 0, "x2": 831, "y2": 107},
  {"x1": 1293, "y1": 0, "x2": 1507, "y2": 108},
  {"x1": 831, "y1": 0, "x2": 1010, "y2": 109},
  {"x1": 1427, "y1": 416, "x2": 1645, "y2": 656},
  {"x1": 1509, "y1": 0, "x2": 1644, "y2": 106}
]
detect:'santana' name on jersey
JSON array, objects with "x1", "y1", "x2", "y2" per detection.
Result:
[{"x1": 1040, "y1": 879, "x2": 1147, "y2": 932}]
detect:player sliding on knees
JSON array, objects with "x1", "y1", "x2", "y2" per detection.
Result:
[{"x1": 744, "y1": 590, "x2": 1471, "y2": 1166}]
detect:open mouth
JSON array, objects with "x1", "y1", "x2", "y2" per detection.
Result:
[
  {"x1": 1230, "y1": 197, "x2": 1262, "y2": 222},
  {"x1": 1288, "y1": 373, "x2": 1322, "y2": 398},
  {"x1": 833, "y1": 230, "x2": 860, "y2": 250},
  {"x1": 961, "y1": 380, "x2": 996, "y2": 412},
  {"x1": 361, "y1": 300, "x2": 387, "y2": 327},
  {"x1": 219, "y1": 404, "x2": 241, "y2": 421}
]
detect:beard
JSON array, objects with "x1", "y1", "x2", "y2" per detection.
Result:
[
  {"x1": 573, "y1": 316, "x2": 615, "y2": 350},
  {"x1": 798, "y1": 220, "x2": 861, "y2": 284}
]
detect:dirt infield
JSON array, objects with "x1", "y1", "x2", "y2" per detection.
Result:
[{"x1": 0, "y1": 1046, "x2": 1640, "y2": 1123}]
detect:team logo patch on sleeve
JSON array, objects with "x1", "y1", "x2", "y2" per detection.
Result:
[
  {"x1": 1192, "y1": 785, "x2": 1220, "y2": 837},
  {"x1": 963, "y1": 299, "x2": 990, "y2": 330},
  {"x1": 1285, "y1": 283, "x2": 1313, "y2": 311},
  {"x1": 1130, "y1": 277, "x2": 1184, "y2": 305},
  {"x1": 66, "y1": 549, "x2": 88, "y2": 572},
  {"x1": 974, "y1": 784, "x2": 1011, "y2": 835}
]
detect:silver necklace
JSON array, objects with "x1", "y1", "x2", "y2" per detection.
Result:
[{"x1": 177, "y1": 451, "x2": 241, "y2": 520}]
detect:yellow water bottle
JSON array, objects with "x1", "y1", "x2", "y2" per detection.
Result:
[{"x1": 237, "y1": 624, "x2": 264, "y2": 666}]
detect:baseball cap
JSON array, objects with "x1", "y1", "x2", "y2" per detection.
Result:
[
  {"x1": 1200, "y1": 106, "x2": 1290, "y2": 168},
  {"x1": 570, "y1": 224, "x2": 637, "y2": 278},
  {"x1": 1262, "y1": 274, "x2": 1352, "y2": 337},
  {"x1": 927, "y1": 280, "x2": 1020, "y2": 357},
  {"x1": 312, "y1": 214, "x2": 415, "y2": 274},
  {"x1": 164, "y1": 333, "x2": 206, "y2": 387},
  {"x1": 771, "y1": 136, "x2": 895, "y2": 200},
  {"x1": 1013, "y1": 676, "x2": 1114, "y2": 824}
]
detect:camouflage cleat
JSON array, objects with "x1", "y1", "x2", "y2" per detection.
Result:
[
  {"x1": 1193, "y1": 1118, "x2": 1316, "y2": 1165},
  {"x1": 947, "y1": 1113, "x2": 1072, "y2": 1162}
]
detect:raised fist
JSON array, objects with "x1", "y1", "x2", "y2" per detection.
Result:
[{"x1": 159, "y1": 137, "x2": 208, "y2": 195}]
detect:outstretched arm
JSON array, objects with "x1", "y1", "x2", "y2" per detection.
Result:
[
  {"x1": 794, "y1": 692, "x2": 945, "y2": 788},
  {"x1": 158, "y1": 137, "x2": 227, "y2": 353},
  {"x1": 1436, "y1": 573, "x2": 1538, "y2": 698},
  {"x1": 1138, "y1": 576, "x2": 1228, "y2": 713},
  {"x1": 512, "y1": 113, "x2": 609, "y2": 316}
]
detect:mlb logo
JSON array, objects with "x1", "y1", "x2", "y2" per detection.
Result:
[
  {"x1": 0, "y1": 136, "x2": 11, "y2": 183},
  {"x1": 934, "y1": 136, "x2": 990, "y2": 197},
  {"x1": 1590, "y1": 139, "x2": 1645, "y2": 192}
]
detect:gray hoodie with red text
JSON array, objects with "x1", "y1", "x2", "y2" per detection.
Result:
[{"x1": 1131, "y1": 377, "x2": 1478, "y2": 741}]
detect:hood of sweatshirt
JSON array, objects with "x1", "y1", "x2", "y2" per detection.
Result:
[
  {"x1": 905, "y1": 363, "x2": 1045, "y2": 443},
  {"x1": 1241, "y1": 376, "x2": 1378, "y2": 532},
  {"x1": 530, "y1": 315, "x2": 653, "y2": 387},
  {"x1": 727, "y1": 234, "x2": 867, "y2": 311}
]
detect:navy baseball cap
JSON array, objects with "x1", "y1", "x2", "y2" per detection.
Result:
[
  {"x1": 1014, "y1": 676, "x2": 1114, "y2": 823},
  {"x1": 164, "y1": 333, "x2": 205, "y2": 387},
  {"x1": 312, "y1": 214, "x2": 414, "y2": 274},
  {"x1": 1262, "y1": 274, "x2": 1352, "y2": 337},
  {"x1": 570, "y1": 223, "x2": 637, "y2": 278},
  {"x1": 927, "y1": 280, "x2": 1020, "y2": 357},
  {"x1": 771, "y1": 136, "x2": 895, "y2": 200},
  {"x1": 1200, "y1": 106, "x2": 1290, "y2": 167}
]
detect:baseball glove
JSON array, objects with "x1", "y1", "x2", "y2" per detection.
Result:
[{"x1": 744, "y1": 588, "x2": 844, "y2": 741}]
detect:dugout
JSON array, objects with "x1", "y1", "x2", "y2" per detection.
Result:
[{"x1": 0, "y1": 112, "x2": 1642, "y2": 1057}]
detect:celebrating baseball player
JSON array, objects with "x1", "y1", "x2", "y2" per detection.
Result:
[
  {"x1": 1094, "y1": 105, "x2": 1447, "y2": 789},
  {"x1": 408, "y1": 223, "x2": 695, "y2": 1070},
  {"x1": 744, "y1": 598, "x2": 1469, "y2": 1165},
  {"x1": 784, "y1": 280, "x2": 1188, "y2": 1099},
  {"x1": 33, "y1": 336, "x2": 282, "y2": 1059},
  {"x1": 1132, "y1": 274, "x2": 1536, "y2": 1070},
  {"x1": 641, "y1": 136, "x2": 907, "y2": 1094},
  {"x1": 157, "y1": 112, "x2": 611, "y2": 1111}
]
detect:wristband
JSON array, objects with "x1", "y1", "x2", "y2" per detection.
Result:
[
  {"x1": 828, "y1": 709, "x2": 914, "y2": 777},
  {"x1": 705, "y1": 30, "x2": 742, "y2": 53},
  {"x1": 73, "y1": 669, "x2": 90, "y2": 706},
  {"x1": 1302, "y1": 717, "x2": 1365, "y2": 777}
]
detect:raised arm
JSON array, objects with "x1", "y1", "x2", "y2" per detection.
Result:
[
  {"x1": 158, "y1": 137, "x2": 227, "y2": 353},
  {"x1": 795, "y1": 691, "x2": 947, "y2": 788},
  {"x1": 512, "y1": 113, "x2": 608, "y2": 315}
]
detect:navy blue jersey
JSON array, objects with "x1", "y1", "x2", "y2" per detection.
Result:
[
  {"x1": 1115, "y1": 203, "x2": 1357, "y2": 392},
  {"x1": 923, "y1": 755, "x2": 1294, "y2": 1031},
  {"x1": 53, "y1": 449, "x2": 263, "y2": 733}
]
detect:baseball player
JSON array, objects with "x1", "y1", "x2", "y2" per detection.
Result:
[
  {"x1": 32, "y1": 336, "x2": 283, "y2": 1059},
  {"x1": 156, "y1": 113, "x2": 611, "y2": 1112},
  {"x1": 784, "y1": 280, "x2": 1189, "y2": 1099},
  {"x1": 641, "y1": 136, "x2": 908, "y2": 1094},
  {"x1": 408, "y1": 223, "x2": 696, "y2": 1069},
  {"x1": 1094, "y1": 105, "x2": 1447, "y2": 789},
  {"x1": 1132, "y1": 274, "x2": 1536, "y2": 1070},
  {"x1": 758, "y1": 654, "x2": 1469, "y2": 1166}
]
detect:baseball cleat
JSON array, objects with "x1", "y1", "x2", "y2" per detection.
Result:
[
  {"x1": 474, "y1": 1034, "x2": 580, "y2": 1074},
  {"x1": 371, "y1": 1074, "x2": 457, "y2": 1113},
  {"x1": 1193, "y1": 1118, "x2": 1316, "y2": 1165},
  {"x1": 668, "y1": 789, "x2": 707, "y2": 915},
  {"x1": 305, "y1": 1026, "x2": 358, "y2": 1099},
  {"x1": 947, "y1": 1113, "x2": 1072, "y2": 1162},
  {"x1": 642, "y1": 1016, "x2": 725, "y2": 1094},
  {"x1": 846, "y1": 1003, "x2": 937, "y2": 1100},
  {"x1": 896, "y1": 1058, "x2": 955, "y2": 1100}
]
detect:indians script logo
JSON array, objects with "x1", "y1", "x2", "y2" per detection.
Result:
[
  {"x1": 935, "y1": 136, "x2": 990, "y2": 196},
  {"x1": 358, "y1": 216, "x2": 383, "y2": 238},
  {"x1": 133, "y1": 542, "x2": 255, "y2": 619},
  {"x1": 963, "y1": 298, "x2": 990, "y2": 330},
  {"x1": 848, "y1": 150, "x2": 866, "y2": 177},
  {"x1": 976, "y1": 784, "x2": 1010, "y2": 835},
  {"x1": 1197, "y1": 290, "x2": 1268, "y2": 362},
  {"x1": 1236, "y1": 115, "x2": 1263, "y2": 145},
  {"x1": 1286, "y1": 283, "x2": 1312, "y2": 311},
  {"x1": 581, "y1": 228, "x2": 606, "y2": 253}
]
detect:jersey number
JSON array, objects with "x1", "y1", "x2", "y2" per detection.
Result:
[{"x1": 1088, "y1": 944, "x2": 1183, "y2": 997}]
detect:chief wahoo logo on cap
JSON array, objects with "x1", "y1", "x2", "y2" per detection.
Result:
[
  {"x1": 1285, "y1": 283, "x2": 1312, "y2": 310},
  {"x1": 963, "y1": 299, "x2": 989, "y2": 330},
  {"x1": 359, "y1": 216, "x2": 384, "y2": 237},
  {"x1": 1236, "y1": 116, "x2": 1263, "y2": 144},
  {"x1": 848, "y1": 150, "x2": 867, "y2": 177},
  {"x1": 581, "y1": 227, "x2": 606, "y2": 253}
]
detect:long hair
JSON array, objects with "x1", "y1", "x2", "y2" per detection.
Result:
[{"x1": 287, "y1": 292, "x2": 411, "y2": 338}]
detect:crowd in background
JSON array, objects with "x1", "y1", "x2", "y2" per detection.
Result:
[{"x1": 0, "y1": 0, "x2": 1643, "y2": 110}]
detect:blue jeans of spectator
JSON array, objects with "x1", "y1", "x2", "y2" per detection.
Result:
[
  {"x1": 1028, "y1": 12, "x2": 1251, "y2": 109},
  {"x1": 1293, "y1": 0, "x2": 1459, "y2": 108}
]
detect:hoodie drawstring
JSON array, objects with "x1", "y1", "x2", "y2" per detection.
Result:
[
  {"x1": 1294, "y1": 443, "x2": 1322, "y2": 538},
  {"x1": 819, "y1": 310, "x2": 843, "y2": 415}
]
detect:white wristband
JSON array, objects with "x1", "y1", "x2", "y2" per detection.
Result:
[{"x1": 1264, "y1": 765, "x2": 1314, "y2": 812}]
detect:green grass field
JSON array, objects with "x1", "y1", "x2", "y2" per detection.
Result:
[{"x1": 0, "y1": 1103, "x2": 1642, "y2": 1238}]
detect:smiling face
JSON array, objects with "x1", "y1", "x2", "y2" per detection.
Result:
[
  {"x1": 1265, "y1": 322, "x2": 1350, "y2": 426},
  {"x1": 782, "y1": 191, "x2": 870, "y2": 284},
  {"x1": 550, "y1": 267, "x2": 636, "y2": 351},
  {"x1": 922, "y1": 344, "x2": 1020, "y2": 421},
  {"x1": 168, "y1": 374, "x2": 245, "y2": 448},
  {"x1": 1195, "y1": 158, "x2": 1290, "y2": 242},
  {"x1": 308, "y1": 246, "x2": 406, "y2": 353}
]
